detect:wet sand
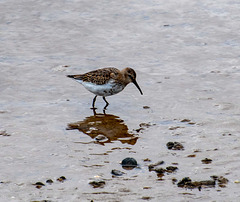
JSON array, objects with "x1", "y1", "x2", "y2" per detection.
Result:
[{"x1": 1, "y1": 0, "x2": 240, "y2": 201}]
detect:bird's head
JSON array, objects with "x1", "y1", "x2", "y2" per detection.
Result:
[{"x1": 123, "y1": 67, "x2": 143, "y2": 95}]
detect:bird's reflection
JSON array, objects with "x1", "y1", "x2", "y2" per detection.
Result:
[{"x1": 67, "y1": 109, "x2": 138, "y2": 145}]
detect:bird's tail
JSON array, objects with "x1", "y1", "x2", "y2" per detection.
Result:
[{"x1": 67, "y1": 75, "x2": 75, "y2": 78}]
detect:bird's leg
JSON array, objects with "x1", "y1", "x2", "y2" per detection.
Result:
[
  {"x1": 92, "y1": 107, "x2": 97, "y2": 115},
  {"x1": 103, "y1": 96, "x2": 109, "y2": 110},
  {"x1": 91, "y1": 95, "x2": 97, "y2": 109},
  {"x1": 103, "y1": 108, "x2": 106, "y2": 115}
]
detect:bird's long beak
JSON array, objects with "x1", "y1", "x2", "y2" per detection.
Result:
[{"x1": 132, "y1": 79, "x2": 143, "y2": 95}]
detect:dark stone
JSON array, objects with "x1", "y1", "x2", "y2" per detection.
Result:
[{"x1": 121, "y1": 157, "x2": 137, "y2": 167}]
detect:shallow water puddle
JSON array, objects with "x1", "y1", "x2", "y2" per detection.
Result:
[{"x1": 67, "y1": 110, "x2": 139, "y2": 145}]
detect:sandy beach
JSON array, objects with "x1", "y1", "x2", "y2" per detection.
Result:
[{"x1": 1, "y1": 0, "x2": 240, "y2": 201}]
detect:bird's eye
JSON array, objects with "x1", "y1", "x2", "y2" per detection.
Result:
[{"x1": 128, "y1": 75, "x2": 134, "y2": 80}]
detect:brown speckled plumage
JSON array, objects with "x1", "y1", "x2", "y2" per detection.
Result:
[{"x1": 67, "y1": 67, "x2": 120, "y2": 85}]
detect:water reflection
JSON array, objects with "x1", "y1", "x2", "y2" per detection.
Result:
[{"x1": 67, "y1": 109, "x2": 138, "y2": 145}]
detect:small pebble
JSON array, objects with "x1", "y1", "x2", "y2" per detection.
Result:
[
  {"x1": 143, "y1": 186, "x2": 152, "y2": 189},
  {"x1": 166, "y1": 166, "x2": 178, "y2": 172},
  {"x1": 139, "y1": 123, "x2": 151, "y2": 128},
  {"x1": 57, "y1": 176, "x2": 66, "y2": 182},
  {"x1": 217, "y1": 176, "x2": 228, "y2": 185},
  {"x1": 154, "y1": 168, "x2": 165, "y2": 174},
  {"x1": 166, "y1": 142, "x2": 184, "y2": 150},
  {"x1": 201, "y1": 158, "x2": 212, "y2": 164},
  {"x1": 33, "y1": 182, "x2": 45, "y2": 189},
  {"x1": 187, "y1": 154, "x2": 196, "y2": 158},
  {"x1": 142, "y1": 196, "x2": 153, "y2": 200},
  {"x1": 95, "y1": 135, "x2": 107, "y2": 141},
  {"x1": 89, "y1": 180, "x2": 105, "y2": 188},
  {"x1": 172, "y1": 178, "x2": 178, "y2": 184},
  {"x1": 180, "y1": 119, "x2": 191, "y2": 122},
  {"x1": 0, "y1": 130, "x2": 10, "y2": 136},
  {"x1": 35, "y1": 182, "x2": 44, "y2": 185},
  {"x1": 143, "y1": 106, "x2": 150, "y2": 109},
  {"x1": 148, "y1": 161, "x2": 164, "y2": 171},
  {"x1": 46, "y1": 179, "x2": 54, "y2": 184},
  {"x1": 111, "y1": 169, "x2": 125, "y2": 176}
]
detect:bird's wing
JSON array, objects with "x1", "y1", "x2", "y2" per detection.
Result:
[{"x1": 67, "y1": 67, "x2": 119, "y2": 85}]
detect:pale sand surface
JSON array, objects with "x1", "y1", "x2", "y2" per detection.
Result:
[{"x1": 1, "y1": 0, "x2": 240, "y2": 201}]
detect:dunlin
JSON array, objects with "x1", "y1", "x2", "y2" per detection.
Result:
[{"x1": 67, "y1": 67, "x2": 143, "y2": 109}]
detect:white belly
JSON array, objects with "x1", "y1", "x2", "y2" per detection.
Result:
[{"x1": 77, "y1": 80, "x2": 125, "y2": 96}]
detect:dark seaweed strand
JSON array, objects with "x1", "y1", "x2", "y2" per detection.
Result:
[{"x1": 75, "y1": 67, "x2": 119, "y2": 85}]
